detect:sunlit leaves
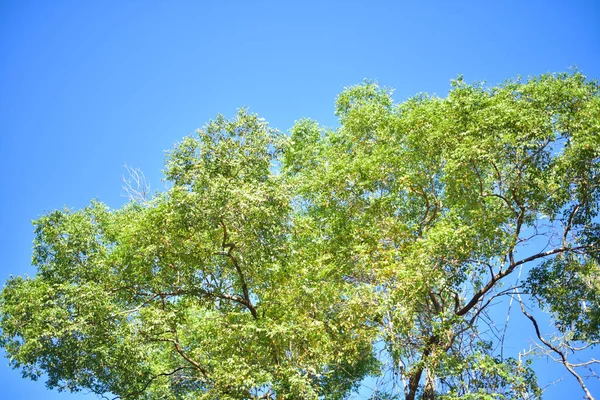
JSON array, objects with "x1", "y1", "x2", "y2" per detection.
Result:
[{"x1": 1, "y1": 71, "x2": 599, "y2": 399}]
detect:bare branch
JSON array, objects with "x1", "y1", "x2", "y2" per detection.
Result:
[
  {"x1": 519, "y1": 299, "x2": 595, "y2": 400},
  {"x1": 563, "y1": 204, "x2": 581, "y2": 247},
  {"x1": 457, "y1": 245, "x2": 588, "y2": 317},
  {"x1": 122, "y1": 164, "x2": 151, "y2": 203}
]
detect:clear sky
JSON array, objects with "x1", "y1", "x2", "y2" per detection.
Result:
[{"x1": 1, "y1": 1, "x2": 599, "y2": 399}]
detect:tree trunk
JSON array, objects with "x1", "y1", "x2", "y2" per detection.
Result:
[
  {"x1": 406, "y1": 366, "x2": 435, "y2": 400},
  {"x1": 423, "y1": 367, "x2": 435, "y2": 400},
  {"x1": 406, "y1": 367, "x2": 424, "y2": 400}
]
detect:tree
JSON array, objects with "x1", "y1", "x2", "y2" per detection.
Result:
[{"x1": 1, "y1": 71, "x2": 599, "y2": 400}]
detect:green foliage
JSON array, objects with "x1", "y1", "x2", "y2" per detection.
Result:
[
  {"x1": 1, "y1": 72, "x2": 599, "y2": 399},
  {"x1": 527, "y1": 254, "x2": 600, "y2": 341}
]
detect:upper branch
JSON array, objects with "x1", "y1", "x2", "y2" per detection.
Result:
[
  {"x1": 456, "y1": 245, "x2": 588, "y2": 317},
  {"x1": 216, "y1": 217, "x2": 258, "y2": 319}
]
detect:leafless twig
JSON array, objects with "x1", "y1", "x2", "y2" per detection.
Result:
[
  {"x1": 122, "y1": 164, "x2": 151, "y2": 203},
  {"x1": 518, "y1": 296, "x2": 595, "y2": 400}
]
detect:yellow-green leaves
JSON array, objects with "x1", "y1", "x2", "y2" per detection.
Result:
[{"x1": 1, "y1": 72, "x2": 599, "y2": 399}]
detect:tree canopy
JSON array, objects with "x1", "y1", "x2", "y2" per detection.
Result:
[{"x1": 1, "y1": 71, "x2": 599, "y2": 399}]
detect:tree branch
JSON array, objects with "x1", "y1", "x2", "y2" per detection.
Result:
[
  {"x1": 216, "y1": 217, "x2": 258, "y2": 319},
  {"x1": 457, "y1": 245, "x2": 586, "y2": 317},
  {"x1": 519, "y1": 300, "x2": 595, "y2": 400}
]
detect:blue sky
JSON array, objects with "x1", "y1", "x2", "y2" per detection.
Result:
[{"x1": 1, "y1": 1, "x2": 599, "y2": 399}]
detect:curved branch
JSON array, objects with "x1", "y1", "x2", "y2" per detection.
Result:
[
  {"x1": 457, "y1": 245, "x2": 588, "y2": 317},
  {"x1": 216, "y1": 217, "x2": 258, "y2": 319},
  {"x1": 519, "y1": 301, "x2": 595, "y2": 400}
]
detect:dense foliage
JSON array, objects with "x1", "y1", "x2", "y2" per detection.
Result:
[{"x1": 1, "y1": 72, "x2": 599, "y2": 399}]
